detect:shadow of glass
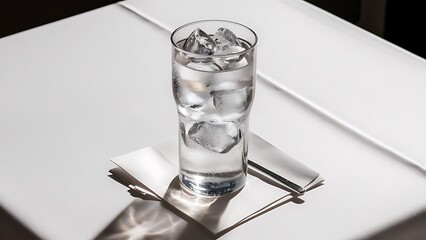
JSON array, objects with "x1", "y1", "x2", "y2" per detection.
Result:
[
  {"x1": 100, "y1": 167, "x2": 309, "y2": 239},
  {"x1": 162, "y1": 176, "x2": 240, "y2": 239},
  {"x1": 96, "y1": 170, "x2": 219, "y2": 239},
  {"x1": 94, "y1": 198, "x2": 213, "y2": 240}
]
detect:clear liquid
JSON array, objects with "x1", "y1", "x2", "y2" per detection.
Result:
[{"x1": 172, "y1": 43, "x2": 255, "y2": 196}]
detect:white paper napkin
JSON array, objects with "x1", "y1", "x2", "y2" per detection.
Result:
[{"x1": 111, "y1": 132, "x2": 323, "y2": 234}]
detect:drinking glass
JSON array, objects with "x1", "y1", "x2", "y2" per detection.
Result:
[{"x1": 171, "y1": 20, "x2": 257, "y2": 196}]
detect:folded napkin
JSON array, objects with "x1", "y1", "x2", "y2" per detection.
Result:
[{"x1": 111, "y1": 132, "x2": 323, "y2": 235}]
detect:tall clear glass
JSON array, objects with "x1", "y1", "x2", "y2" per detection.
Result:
[{"x1": 171, "y1": 20, "x2": 257, "y2": 196}]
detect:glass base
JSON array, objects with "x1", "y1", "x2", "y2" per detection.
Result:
[{"x1": 179, "y1": 172, "x2": 246, "y2": 197}]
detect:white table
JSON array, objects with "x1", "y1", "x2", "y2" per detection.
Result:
[{"x1": 0, "y1": 1, "x2": 425, "y2": 239}]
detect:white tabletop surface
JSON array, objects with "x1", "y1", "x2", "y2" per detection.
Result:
[
  {"x1": 0, "y1": 1, "x2": 425, "y2": 240},
  {"x1": 126, "y1": 0, "x2": 426, "y2": 170}
]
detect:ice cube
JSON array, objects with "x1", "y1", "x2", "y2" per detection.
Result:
[
  {"x1": 180, "y1": 122, "x2": 187, "y2": 145},
  {"x1": 183, "y1": 28, "x2": 216, "y2": 55},
  {"x1": 213, "y1": 86, "x2": 252, "y2": 114},
  {"x1": 211, "y1": 28, "x2": 247, "y2": 69},
  {"x1": 215, "y1": 45, "x2": 246, "y2": 56},
  {"x1": 214, "y1": 54, "x2": 248, "y2": 70},
  {"x1": 173, "y1": 77, "x2": 210, "y2": 109},
  {"x1": 213, "y1": 28, "x2": 243, "y2": 54},
  {"x1": 227, "y1": 55, "x2": 248, "y2": 69},
  {"x1": 210, "y1": 79, "x2": 252, "y2": 91},
  {"x1": 174, "y1": 52, "x2": 190, "y2": 66},
  {"x1": 186, "y1": 61, "x2": 223, "y2": 71},
  {"x1": 188, "y1": 122, "x2": 240, "y2": 153},
  {"x1": 177, "y1": 90, "x2": 208, "y2": 109}
]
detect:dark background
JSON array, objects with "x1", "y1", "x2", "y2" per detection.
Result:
[
  {"x1": 384, "y1": 1, "x2": 426, "y2": 58},
  {"x1": 1, "y1": 0, "x2": 425, "y2": 59},
  {"x1": 0, "y1": 0, "x2": 118, "y2": 38},
  {"x1": 306, "y1": 0, "x2": 426, "y2": 58}
]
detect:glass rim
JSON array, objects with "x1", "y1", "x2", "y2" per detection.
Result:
[{"x1": 171, "y1": 19, "x2": 258, "y2": 58}]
